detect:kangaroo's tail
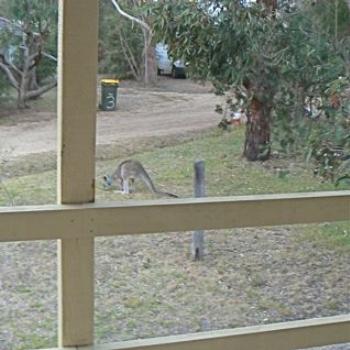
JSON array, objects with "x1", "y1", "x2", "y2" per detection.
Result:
[
  {"x1": 155, "y1": 190, "x2": 179, "y2": 198},
  {"x1": 140, "y1": 172, "x2": 178, "y2": 198}
]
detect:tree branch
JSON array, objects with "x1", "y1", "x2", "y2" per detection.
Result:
[
  {"x1": 118, "y1": 28, "x2": 141, "y2": 80},
  {"x1": 0, "y1": 52, "x2": 23, "y2": 78},
  {"x1": 110, "y1": 0, "x2": 155, "y2": 84},
  {"x1": 0, "y1": 16, "x2": 22, "y2": 32},
  {"x1": 110, "y1": 0, "x2": 151, "y2": 33},
  {"x1": 25, "y1": 78, "x2": 57, "y2": 100},
  {"x1": 42, "y1": 51, "x2": 57, "y2": 62},
  {"x1": 0, "y1": 62, "x2": 19, "y2": 89}
]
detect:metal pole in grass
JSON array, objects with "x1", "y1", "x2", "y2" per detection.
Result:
[{"x1": 192, "y1": 160, "x2": 205, "y2": 260}]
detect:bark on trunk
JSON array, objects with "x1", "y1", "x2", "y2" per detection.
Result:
[
  {"x1": 242, "y1": 0, "x2": 276, "y2": 162},
  {"x1": 142, "y1": 29, "x2": 157, "y2": 85},
  {"x1": 244, "y1": 96, "x2": 271, "y2": 161},
  {"x1": 28, "y1": 68, "x2": 39, "y2": 91},
  {"x1": 18, "y1": 51, "x2": 30, "y2": 109},
  {"x1": 145, "y1": 43, "x2": 157, "y2": 85}
]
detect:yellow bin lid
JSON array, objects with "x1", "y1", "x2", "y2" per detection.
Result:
[{"x1": 101, "y1": 79, "x2": 120, "y2": 85}]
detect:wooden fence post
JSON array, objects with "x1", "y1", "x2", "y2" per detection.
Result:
[
  {"x1": 57, "y1": 0, "x2": 98, "y2": 346},
  {"x1": 192, "y1": 160, "x2": 206, "y2": 260}
]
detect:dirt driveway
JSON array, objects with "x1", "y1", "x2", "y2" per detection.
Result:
[{"x1": 0, "y1": 78, "x2": 221, "y2": 164}]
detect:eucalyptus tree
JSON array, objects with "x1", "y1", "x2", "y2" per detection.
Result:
[
  {"x1": 151, "y1": 0, "x2": 349, "y2": 164},
  {"x1": 0, "y1": 0, "x2": 57, "y2": 108},
  {"x1": 100, "y1": 0, "x2": 157, "y2": 84},
  {"x1": 99, "y1": 0, "x2": 144, "y2": 79},
  {"x1": 151, "y1": 0, "x2": 284, "y2": 161},
  {"x1": 294, "y1": 0, "x2": 350, "y2": 182}
]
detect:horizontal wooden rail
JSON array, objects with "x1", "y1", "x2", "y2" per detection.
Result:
[
  {"x1": 30, "y1": 314, "x2": 350, "y2": 350},
  {"x1": 1, "y1": 191, "x2": 349, "y2": 242}
]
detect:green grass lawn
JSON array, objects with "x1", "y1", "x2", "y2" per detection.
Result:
[
  {"x1": 1, "y1": 127, "x2": 349, "y2": 245},
  {"x1": 97, "y1": 128, "x2": 344, "y2": 197}
]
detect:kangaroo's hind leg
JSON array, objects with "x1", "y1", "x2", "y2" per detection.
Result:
[
  {"x1": 129, "y1": 178, "x2": 135, "y2": 193},
  {"x1": 122, "y1": 178, "x2": 130, "y2": 194}
]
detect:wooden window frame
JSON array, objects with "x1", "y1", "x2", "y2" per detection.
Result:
[{"x1": 0, "y1": 1, "x2": 349, "y2": 349}]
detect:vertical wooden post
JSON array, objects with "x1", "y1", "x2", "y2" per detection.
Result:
[
  {"x1": 192, "y1": 160, "x2": 206, "y2": 260},
  {"x1": 57, "y1": 0, "x2": 98, "y2": 346}
]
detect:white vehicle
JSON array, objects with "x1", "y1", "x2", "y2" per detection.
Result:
[{"x1": 155, "y1": 43, "x2": 187, "y2": 78}]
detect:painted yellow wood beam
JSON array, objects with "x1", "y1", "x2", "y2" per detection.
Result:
[
  {"x1": 29, "y1": 315, "x2": 350, "y2": 350},
  {"x1": 57, "y1": 0, "x2": 99, "y2": 346},
  {"x1": 0, "y1": 191, "x2": 349, "y2": 242}
]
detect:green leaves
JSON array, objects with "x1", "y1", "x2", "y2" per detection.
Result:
[
  {"x1": 150, "y1": 0, "x2": 349, "y2": 178},
  {"x1": 99, "y1": 0, "x2": 145, "y2": 78}
]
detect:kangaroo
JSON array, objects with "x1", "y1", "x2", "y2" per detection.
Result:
[{"x1": 103, "y1": 160, "x2": 178, "y2": 198}]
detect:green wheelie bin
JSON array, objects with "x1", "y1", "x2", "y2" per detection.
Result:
[{"x1": 100, "y1": 79, "x2": 119, "y2": 111}]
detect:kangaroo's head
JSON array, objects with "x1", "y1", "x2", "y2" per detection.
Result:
[
  {"x1": 103, "y1": 174, "x2": 124, "y2": 190},
  {"x1": 102, "y1": 174, "x2": 113, "y2": 189}
]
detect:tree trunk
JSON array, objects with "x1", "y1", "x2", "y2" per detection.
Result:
[
  {"x1": 244, "y1": 96, "x2": 271, "y2": 161},
  {"x1": 18, "y1": 62, "x2": 29, "y2": 108},
  {"x1": 145, "y1": 42, "x2": 157, "y2": 85},
  {"x1": 17, "y1": 46, "x2": 32, "y2": 108},
  {"x1": 243, "y1": 0, "x2": 276, "y2": 162},
  {"x1": 28, "y1": 68, "x2": 39, "y2": 91},
  {"x1": 143, "y1": 29, "x2": 149, "y2": 85},
  {"x1": 142, "y1": 29, "x2": 157, "y2": 85},
  {"x1": 17, "y1": 86, "x2": 27, "y2": 108}
]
